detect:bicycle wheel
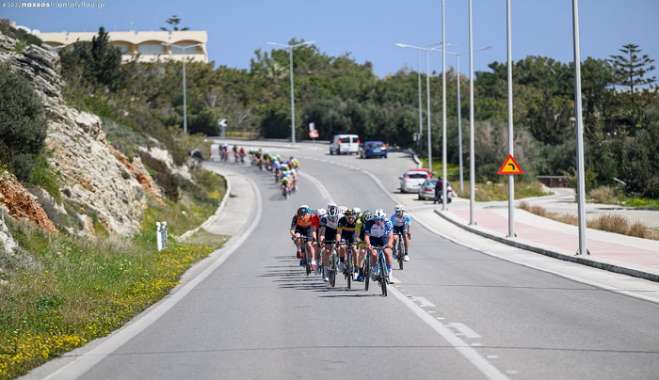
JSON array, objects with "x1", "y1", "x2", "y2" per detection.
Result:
[
  {"x1": 346, "y1": 249, "x2": 352, "y2": 290},
  {"x1": 397, "y1": 238, "x2": 404, "y2": 270},
  {"x1": 379, "y1": 253, "x2": 388, "y2": 297},
  {"x1": 329, "y1": 249, "x2": 337, "y2": 287},
  {"x1": 304, "y1": 244, "x2": 312, "y2": 276},
  {"x1": 364, "y1": 256, "x2": 370, "y2": 291}
]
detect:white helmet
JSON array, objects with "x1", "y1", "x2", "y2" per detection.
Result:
[
  {"x1": 395, "y1": 204, "x2": 405, "y2": 215},
  {"x1": 316, "y1": 208, "x2": 327, "y2": 217},
  {"x1": 374, "y1": 209, "x2": 386, "y2": 221},
  {"x1": 327, "y1": 203, "x2": 339, "y2": 217},
  {"x1": 353, "y1": 207, "x2": 362, "y2": 215}
]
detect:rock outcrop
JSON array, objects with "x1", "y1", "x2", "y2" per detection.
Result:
[
  {"x1": 0, "y1": 32, "x2": 148, "y2": 236},
  {"x1": 0, "y1": 171, "x2": 56, "y2": 233}
]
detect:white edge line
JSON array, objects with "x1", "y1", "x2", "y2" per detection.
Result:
[
  {"x1": 357, "y1": 166, "x2": 659, "y2": 306},
  {"x1": 388, "y1": 286, "x2": 508, "y2": 380},
  {"x1": 42, "y1": 177, "x2": 264, "y2": 380},
  {"x1": 299, "y1": 167, "x2": 508, "y2": 380}
]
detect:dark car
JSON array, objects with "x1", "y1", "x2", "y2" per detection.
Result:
[{"x1": 359, "y1": 141, "x2": 387, "y2": 159}]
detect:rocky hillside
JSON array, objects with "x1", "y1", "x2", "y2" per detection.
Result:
[{"x1": 0, "y1": 30, "x2": 172, "y2": 241}]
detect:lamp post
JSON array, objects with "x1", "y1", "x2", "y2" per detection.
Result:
[
  {"x1": 267, "y1": 40, "x2": 316, "y2": 144},
  {"x1": 417, "y1": 51, "x2": 424, "y2": 153},
  {"x1": 441, "y1": 0, "x2": 448, "y2": 210},
  {"x1": 571, "y1": 0, "x2": 588, "y2": 255},
  {"x1": 447, "y1": 51, "x2": 464, "y2": 193},
  {"x1": 468, "y1": 0, "x2": 476, "y2": 225},
  {"x1": 163, "y1": 43, "x2": 203, "y2": 135},
  {"x1": 505, "y1": 0, "x2": 516, "y2": 237}
]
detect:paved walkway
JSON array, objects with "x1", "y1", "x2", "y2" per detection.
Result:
[{"x1": 441, "y1": 202, "x2": 659, "y2": 278}]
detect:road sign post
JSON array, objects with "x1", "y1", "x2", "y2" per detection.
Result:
[{"x1": 497, "y1": 153, "x2": 525, "y2": 238}]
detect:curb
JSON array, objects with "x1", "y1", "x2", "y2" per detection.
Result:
[
  {"x1": 177, "y1": 167, "x2": 232, "y2": 242},
  {"x1": 207, "y1": 139, "x2": 298, "y2": 151},
  {"x1": 433, "y1": 209, "x2": 659, "y2": 283}
]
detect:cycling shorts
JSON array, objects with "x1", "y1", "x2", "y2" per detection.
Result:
[
  {"x1": 369, "y1": 236, "x2": 387, "y2": 247},
  {"x1": 393, "y1": 225, "x2": 408, "y2": 235},
  {"x1": 324, "y1": 227, "x2": 337, "y2": 241},
  {"x1": 341, "y1": 232, "x2": 356, "y2": 245},
  {"x1": 295, "y1": 226, "x2": 314, "y2": 239}
]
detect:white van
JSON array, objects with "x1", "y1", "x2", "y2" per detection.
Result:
[{"x1": 329, "y1": 134, "x2": 360, "y2": 155}]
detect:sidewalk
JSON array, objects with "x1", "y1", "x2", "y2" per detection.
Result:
[{"x1": 437, "y1": 200, "x2": 659, "y2": 282}]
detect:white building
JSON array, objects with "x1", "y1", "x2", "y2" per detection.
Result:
[{"x1": 33, "y1": 30, "x2": 208, "y2": 63}]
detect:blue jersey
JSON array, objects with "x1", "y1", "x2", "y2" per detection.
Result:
[
  {"x1": 364, "y1": 219, "x2": 393, "y2": 238},
  {"x1": 390, "y1": 213, "x2": 412, "y2": 227}
]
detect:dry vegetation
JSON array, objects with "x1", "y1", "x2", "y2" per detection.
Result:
[{"x1": 518, "y1": 201, "x2": 658, "y2": 240}]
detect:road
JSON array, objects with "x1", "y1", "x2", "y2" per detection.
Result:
[{"x1": 42, "y1": 144, "x2": 659, "y2": 380}]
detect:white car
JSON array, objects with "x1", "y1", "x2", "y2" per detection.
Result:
[
  {"x1": 399, "y1": 170, "x2": 430, "y2": 193},
  {"x1": 329, "y1": 134, "x2": 360, "y2": 155}
]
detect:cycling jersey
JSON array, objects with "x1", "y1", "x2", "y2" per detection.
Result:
[
  {"x1": 364, "y1": 219, "x2": 393, "y2": 238},
  {"x1": 320, "y1": 214, "x2": 340, "y2": 230},
  {"x1": 390, "y1": 213, "x2": 412, "y2": 227},
  {"x1": 291, "y1": 214, "x2": 314, "y2": 229},
  {"x1": 337, "y1": 216, "x2": 360, "y2": 244}
]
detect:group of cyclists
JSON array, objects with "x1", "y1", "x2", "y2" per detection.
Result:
[
  {"x1": 289, "y1": 203, "x2": 412, "y2": 285},
  {"x1": 248, "y1": 149, "x2": 301, "y2": 198},
  {"x1": 218, "y1": 144, "x2": 247, "y2": 163}
]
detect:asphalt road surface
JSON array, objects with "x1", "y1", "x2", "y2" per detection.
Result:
[{"x1": 69, "y1": 147, "x2": 659, "y2": 380}]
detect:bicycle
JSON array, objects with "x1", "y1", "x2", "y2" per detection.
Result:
[
  {"x1": 393, "y1": 232, "x2": 406, "y2": 270},
  {"x1": 371, "y1": 245, "x2": 389, "y2": 296},
  {"x1": 323, "y1": 240, "x2": 338, "y2": 287},
  {"x1": 339, "y1": 240, "x2": 356, "y2": 290},
  {"x1": 295, "y1": 235, "x2": 314, "y2": 276},
  {"x1": 361, "y1": 243, "x2": 371, "y2": 291}
]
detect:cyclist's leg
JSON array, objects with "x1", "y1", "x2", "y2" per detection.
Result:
[{"x1": 404, "y1": 225, "x2": 411, "y2": 255}]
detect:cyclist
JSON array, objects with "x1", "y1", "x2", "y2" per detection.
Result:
[
  {"x1": 290, "y1": 205, "x2": 317, "y2": 270},
  {"x1": 390, "y1": 205, "x2": 412, "y2": 262},
  {"x1": 238, "y1": 146, "x2": 246, "y2": 163},
  {"x1": 363, "y1": 209, "x2": 394, "y2": 283},
  {"x1": 336, "y1": 208, "x2": 361, "y2": 281},
  {"x1": 232, "y1": 145, "x2": 239, "y2": 163},
  {"x1": 318, "y1": 203, "x2": 342, "y2": 282}
]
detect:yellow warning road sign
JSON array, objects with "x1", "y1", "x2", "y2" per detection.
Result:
[{"x1": 497, "y1": 154, "x2": 526, "y2": 175}]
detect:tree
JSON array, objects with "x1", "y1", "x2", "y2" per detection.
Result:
[
  {"x1": 609, "y1": 43, "x2": 656, "y2": 94},
  {"x1": 609, "y1": 43, "x2": 657, "y2": 131},
  {"x1": 59, "y1": 27, "x2": 123, "y2": 91},
  {"x1": 160, "y1": 15, "x2": 189, "y2": 32},
  {"x1": 0, "y1": 65, "x2": 47, "y2": 181}
]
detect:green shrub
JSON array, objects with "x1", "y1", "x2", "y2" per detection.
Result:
[
  {"x1": 0, "y1": 19, "x2": 42, "y2": 47},
  {"x1": 0, "y1": 65, "x2": 47, "y2": 182},
  {"x1": 28, "y1": 154, "x2": 61, "y2": 203}
]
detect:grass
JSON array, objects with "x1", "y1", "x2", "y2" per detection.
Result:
[
  {"x1": 588, "y1": 186, "x2": 659, "y2": 210},
  {"x1": 0, "y1": 170, "x2": 227, "y2": 380},
  {"x1": 455, "y1": 181, "x2": 549, "y2": 202},
  {"x1": 519, "y1": 201, "x2": 659, "y2": 241},
  {"x1": 419, "y1": 158, "x2": 548, "y2": 201}
]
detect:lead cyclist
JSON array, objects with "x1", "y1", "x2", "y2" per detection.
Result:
[{"x1": 390, "y1": 205, "x2": 412, "y2": 262}]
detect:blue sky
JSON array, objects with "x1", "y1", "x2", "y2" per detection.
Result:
[{"x1": 3, "y1": 0, "x2": 658, "y2": 77}]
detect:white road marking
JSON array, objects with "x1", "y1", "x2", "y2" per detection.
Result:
[
  {"x1": 448, "y1": 322, "x2": 482, "y2": 339},
  {"x1": 301, "y1": 168, "x2": 509, "y2": 380},
  {"x1": 42, "y1": 179, "x2": 265, "y2": 380},
  {"x1": 487, "y1": 355, "x2": 499, "y2": 359},
  {"x1": 388, "y1": 286, "x2": 509, "y2": 380},
  {"x1": 412, "y1": 296, "x2": 436, "y2": 308}
]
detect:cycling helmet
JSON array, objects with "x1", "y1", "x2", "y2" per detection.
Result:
[
  {"x1": 327, "y1": 203, "x2": 339, "y2": 217},
  {"x1": 352, "y1": 207, "x2": 362, "y2": 217},
  {"x1": 374, "y1": 209, "x2": 386, "y2": 221},
  {"x1": 395, "y1": 204, "x2": 405, "y2": 216},
  {"x1": 316, "y1": 208, "x2": 327, "y2": 217},
  {"x1": 344, "y1": 208, "x2": 354, "y2": 217},
  {"x1": 297, "y1": 205, "x2": 310, "y2": 215},
  {"x1": 338, "y1": 206, "x2": 347, "y2": 215}
]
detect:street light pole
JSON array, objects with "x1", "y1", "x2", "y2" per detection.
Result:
[
  {"x1": 455, "y1": 54, "x2": 464, "y2": 193},
  {"x1": 417, "y1": 51, "x2": 424, "y2": 153},
  {"x1": 182, "y1": 58, "x2": 188, "y2": 134},
  {"x1": 267, "y1": 40, "x2": 316, "y2": 144},
  {"x1": 468, "y1": 0, "x2": 476, "y2": 225},
  {"x1": 164, "y1": 43, "x2": 202, "y2": 135},
  {"x1": 571, "y1": 0, "x2": 588, "y2": 255},
  {"x1": 289, "y1": 47, "x2": 296, "y2": 144},
  {"x1": 441, "y1": 0, "x2": 448, "y2": 210},
  {"x1": 506, "y1": 0, "x2": 516, "y2": 237},
  {"x1": 426, "y1": 51, "x2": 433, "y2": 171}
]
